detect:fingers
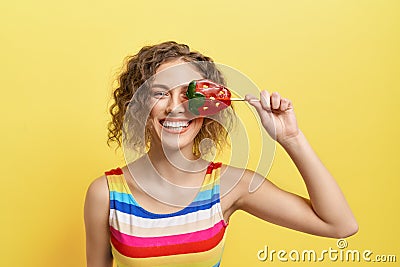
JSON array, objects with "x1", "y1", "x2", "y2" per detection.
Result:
[
  {"x1": 280, "y1": 97, "x2": 290, "y2": 111},
  {"x1": 245, "y1": 94, "x2": 257, "y2": 102},
  {"x1": 246, "y1": 91, "x2": 292, "y2": 112},
  {"x1": 270, "y1": 92, "x2": 281, "y2": 110},
  {"x1": 271, "y1": 92, "x2": 290, "y2": 111},
  {"x1": 260, "y1": 91, "x2": 271, "y2": 111},
  {"x1": 245, "y1": 93, "x2": 264, "y2": 113}
]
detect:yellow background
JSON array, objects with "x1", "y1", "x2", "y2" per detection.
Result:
[{"x1": 1, "y1": 0, "x2": 399, "y2": 266}]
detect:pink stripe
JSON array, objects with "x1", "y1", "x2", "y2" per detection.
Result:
[{"x1": 110, "y1": 220, "x2": 226, "y2": 248}]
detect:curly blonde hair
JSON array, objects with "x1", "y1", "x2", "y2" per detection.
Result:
[{"x1": 108, "y1": 41, "x2": 235, "y2": 156}]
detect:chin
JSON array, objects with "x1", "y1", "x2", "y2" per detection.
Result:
[{"x1": 152, "y1": 117, "x2": 203, "y2": 151}]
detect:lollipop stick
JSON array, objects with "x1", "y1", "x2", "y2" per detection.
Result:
[{"x1": 229, "y1": 98, "x2": 259, "y2": 102}]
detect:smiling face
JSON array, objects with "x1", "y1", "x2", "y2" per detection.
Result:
[{"x1": 147, "y1": 59, "x2": 205, "y2": 155}]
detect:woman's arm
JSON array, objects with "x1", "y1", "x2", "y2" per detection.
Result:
[
  {"x1": 84, "y1": 176, "x2": 113, "y2": 267},
  {"x1": 233, "y1": 91, "x2": 358, "y2": 238}
]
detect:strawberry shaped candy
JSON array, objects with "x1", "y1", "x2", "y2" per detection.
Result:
[{"x1": 186, "y1": 79, "x2": 232, "y2": 116}]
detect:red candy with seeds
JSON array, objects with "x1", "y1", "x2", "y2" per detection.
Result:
[{"x1": 186, "y1": 79, "x2": 232, "y2": 116}]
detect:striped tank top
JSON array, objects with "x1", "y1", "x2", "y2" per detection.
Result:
[{"x1": 105, "y1": 162, "x2": 228, "y2": 267}]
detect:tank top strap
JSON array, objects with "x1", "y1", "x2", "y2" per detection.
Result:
[
  {"x1": 193, "y1": 162, "x2": 222, "y2": 205},
  {"x1": 202, "y1": 162, "x2": 222, "y2": 187},
  {"x1": 105, "y1": 168, "x2": 131, "y2": 195}
]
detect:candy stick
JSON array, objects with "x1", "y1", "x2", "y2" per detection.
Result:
[
  {"x1": 209, "y1": 97, "x2": 259, "y2": 102},
  {"x1": 229, "y1": 97, "x2": 259, "y2": 102}
]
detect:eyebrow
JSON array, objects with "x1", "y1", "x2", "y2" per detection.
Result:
[
  {"x1": 151, "y1": 84, "x2": 170, "y2": 90},
  {"x1": 151, "y1": 83, "x2": 189, "y2": 91}
]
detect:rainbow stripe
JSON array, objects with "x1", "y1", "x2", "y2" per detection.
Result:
[{"x1": 106, "y1": 162, "x2": 228, "y2": 267}]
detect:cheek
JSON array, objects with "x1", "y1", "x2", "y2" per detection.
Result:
[
  {"x1": 149, "y1": 103, "x2": 164, "y2": 120},
  {"x1": 149, "y1": 97, "x2": 165, "y2": 111}
]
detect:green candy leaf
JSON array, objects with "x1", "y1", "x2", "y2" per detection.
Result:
[
  {"x1": 186, "y1": 80, "x2": 197, "y2": 99},
  {"x1": 193, "y1": 92, "x2": 205, "y2": 98},
  {"x1": 188, "y1": 96, "x2": 205, "y2": 115},
  {"x1": 186, "y1": 80, "x2": 206, "y2": 115}
]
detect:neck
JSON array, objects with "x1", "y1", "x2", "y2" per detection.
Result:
[{"x1": 147, "y1": 143, "x2": 209, "y2": 180}]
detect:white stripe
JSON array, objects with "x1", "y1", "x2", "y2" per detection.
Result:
[
  {"x1": 110, "y1": 211, "x2": 223, "y2": 237},
  {"x1": 109, "y1": 203, "x2": 221, "y2": 228}
]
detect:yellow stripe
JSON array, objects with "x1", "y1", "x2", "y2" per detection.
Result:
[
  {"x1": 203, "y1": 167, "x2": 220, "y2": 187},
  {"x1": 107, "y1": 174, "x2": 130, "y2": 194}
]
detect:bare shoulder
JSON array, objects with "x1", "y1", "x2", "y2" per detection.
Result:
[
  {"x1": 84, "y1": 175, "x2": 113, "y2": 266},
  {"x1": 220, "y1": 164, "x2": 266, "y2": 195},
  {"x1": 85, "y1": 175, "x2": 109, "y2": 203},
  {"x1": 84, "y1": 175, "x2": 110, "y2": 219},
  {"x1": 219, "y1": 164, "x2": 267, "y2": 214}
]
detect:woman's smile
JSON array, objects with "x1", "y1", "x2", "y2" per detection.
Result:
[{"x1": 159, "y1": 118, "x2": 192, "y2": 134}]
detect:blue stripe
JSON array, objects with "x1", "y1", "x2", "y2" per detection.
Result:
[
  {"x1": 109, "y1": 185, "x2": 220, "y2": 203},
  {"x1": 194, "y1": 185, "x2": 220, "y2": 201},
  {"x1": 110, "y1": 191, "x2": 139, "y2": 205},
  {"x1": 110, "y1": 191, "x2": 137, "y2": 205},
  {"x1": 110, "y1": 190, "x2": 220, "y2": 208},
  {"x1": 189, "y1": 193, "x2": 220, "y2": 207},
  {"x1": 110, "y1": 198, "x2": 220, "y2": 218}
]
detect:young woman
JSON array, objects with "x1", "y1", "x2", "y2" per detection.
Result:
[{"x1": 84, "y1": 41, "x2": 358, "y2": 267}]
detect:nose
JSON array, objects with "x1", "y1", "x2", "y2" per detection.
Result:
[{"x1": 165, "y1": 89, "x2": 186, "y2": 114}]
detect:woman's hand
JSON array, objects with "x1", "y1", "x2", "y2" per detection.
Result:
[
  {"x1": 246, "y1": 91, "x2": 299, "y2": 147},
  {"x1": 234, "y1": 90, "x2": 358, "y2": 238}
]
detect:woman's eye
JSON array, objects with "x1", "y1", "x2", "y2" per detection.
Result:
[{"x1": 153, "y1": 91, "x2": 169, "y2": 98}]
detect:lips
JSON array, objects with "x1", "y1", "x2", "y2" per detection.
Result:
[{"x1": 159, "y1": 119, "x2": 192, "y2": 133}]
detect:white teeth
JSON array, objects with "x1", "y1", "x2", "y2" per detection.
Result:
[{"x1": 162, "y1": 120, "x2": 189, "y2": 129}]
